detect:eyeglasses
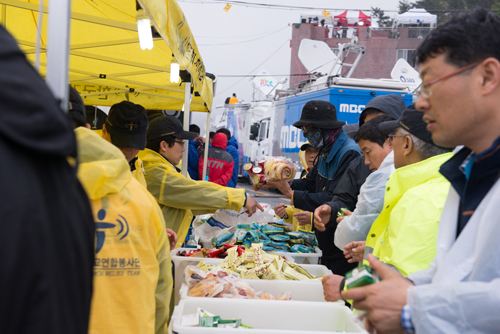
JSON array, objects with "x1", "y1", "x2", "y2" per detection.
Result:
[
  {"x1": 388, "y1": 134, "x2": 406, "y2": 143},
  {"x1": 301, "y1": 125, "x2": 312, "y2": 134},
  {"x1": 174, "y1": 140, "x2": 185, "y2": 147},
  {"x1": 417, "y1": 62, "x2": 480, "y2": 99}
]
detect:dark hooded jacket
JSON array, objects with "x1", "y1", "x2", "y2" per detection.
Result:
[
  {"x1": 320, "y1": 94, "x2": 406, "y2": 275},
  {"x1": 226, "y1": 136, "x2": 240, "y2": 188},
  {"x1": 359, "y1": 94, "x2": 407, "y2": 127},
  {"x1": 188, "y1": 139, "x2": 201, "y2": 180},
  {"x1": 199, "y1": 133, "x2": 234, "y2": 186},
  {"x1": 0, "y1": 26, "x2": 95, "y2": 334}
]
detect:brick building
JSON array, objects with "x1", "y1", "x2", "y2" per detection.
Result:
[{"x1": 289, "y1": 23, "x2": 430, "y2": 88}]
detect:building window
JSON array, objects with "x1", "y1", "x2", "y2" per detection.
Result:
[{"x1": 397, "y1": 49, "x2": 416, "y2": 66}]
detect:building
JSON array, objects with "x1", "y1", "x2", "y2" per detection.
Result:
[{"x1": 289, "y1": 23, "x2": 431, "y2": 88}]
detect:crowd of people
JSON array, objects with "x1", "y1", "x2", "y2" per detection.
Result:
[{"x1": 2, "y1": 7, "x2": 500, "y2": 334}]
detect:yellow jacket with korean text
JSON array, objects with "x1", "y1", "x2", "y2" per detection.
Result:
[
  {"x1": 138, "y1": 148, "x2": 247, "y2": 248},
  {"x1": 75, "y1": 128, "x2": 172, "y2": 334},
  {"x1": 132, "y1": 156, "x2": 148, "y2": 188}
]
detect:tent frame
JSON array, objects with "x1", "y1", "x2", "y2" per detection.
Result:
[{"x1": 3, "y1": 0, "x2": 213, "y2": 179}]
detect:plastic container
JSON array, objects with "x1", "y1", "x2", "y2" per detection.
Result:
[
  {"x1": 169, "y1": 298, "x2": 367, "y2": 334},
  {"x1": 179, "y1": 278, "x2": 333, "y2": 302},
  {"x1": 272, "y1": 248, "x2": 322, "y2": 264},
  {"x1": 171, "y1": 248, "x2": 332, "y2": 305},
  {"x1": 171, "y1": 250, "x2": 223, "y2": 305}
]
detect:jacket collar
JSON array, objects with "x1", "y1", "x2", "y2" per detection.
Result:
[
  {"x1": 138, "y1": 148, "x2": 180, "y2": 172},
  {"x1": 326, "y1": 131, "x2": 349, "y2": 163},
  {"x1": 384, "y1": 152, "x2": 453, "y2": 204}
]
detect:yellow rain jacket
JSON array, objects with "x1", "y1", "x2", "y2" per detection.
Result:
[
  {"x1": 282, "y1": 147, "x2": 313, "y2": 231},
  {"x1": 132, "y1": 156, "x2": 148, "y2": 188},
  {"x1": 365, "y1": 152, "x2": 453, "y2": 276},
  {"x1": 75, "y1": 128, "x2": 172, "y2": 334},
  {"x1": 138, "y1": 148, "x2": 247, "y2": 248}
]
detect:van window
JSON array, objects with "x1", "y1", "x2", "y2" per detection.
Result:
[{"x1": 258, "y1": 122, "x2": 267, "y2": 142}]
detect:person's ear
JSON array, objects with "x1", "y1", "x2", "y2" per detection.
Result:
[
  {"x1": 403, "y1": 135, "x2": 413, "y2": 157},
  {"x1": 102, "y1": 124, "x2": 107, "y2": 136},
  {"x1": 160, "y1": 140, "x2": 168, "y2": 152},
  {"x1": 479, "y1": 57, "x2": 500, "y2": 96},
  {"x1": 384, "y1": 137, "x2": 392, "y2": 149}
]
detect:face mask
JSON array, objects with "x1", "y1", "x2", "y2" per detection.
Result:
[{"x1": 304, "y1": 127, "x2": 324, "y2": 149}]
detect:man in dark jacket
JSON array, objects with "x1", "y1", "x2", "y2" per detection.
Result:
[
  {"x1": 187, "y1": 124, "x2": 204, "y2": 180},
  {"x1": 200, "y1": 133, "x2": 234, "y2": 186},
  {"x1": 0, "y1": 26, "x2": 95, "y2": 334},
  {"x1": 312, "y1": 94, "x2": 406, "y2": 274},
  {"x1": 266, "y1": 100, "x2": 361, "y2": 275},
  {"x1": 323, "y1": 94, "x2": 407, "y2": 220},
  {"x1": 217, "y1": 128, "x2": 239, "y2": 187}
]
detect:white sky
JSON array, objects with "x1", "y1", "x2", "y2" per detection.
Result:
[{"x1": 178, "y1": 0, "x2": 402, "y2": 133}]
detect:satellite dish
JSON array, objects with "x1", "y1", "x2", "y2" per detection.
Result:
[
  {"x1": 253, "y1": 70, "x2": 278, "y2": 96},
  {"x1": 390, "y1": 58, "x2": 422, "y2": 92},
  {"x1": 298, "y1": 39, "x2": 339, "y2": 76}
]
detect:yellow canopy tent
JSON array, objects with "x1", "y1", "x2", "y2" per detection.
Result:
[
  {"x1": 0, "y1": 0, "x2": 212, "y2": 111},
  {"x1": 0, "y1": 0, "x2": 213, "y2": 178}
]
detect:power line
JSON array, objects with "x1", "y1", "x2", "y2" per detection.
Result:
[
  {"x1": 195, "y1": 25, "x2": 289, "y2": 39},
  {"x1": 218, "y1": 73, "x2": 306, "y2": 77},
  {"x1": 215, "y1": 39, "x2": 289, "y2": 97},
  {"x1": 197, "y1": 25, "x2": 289, "y2": 46},
  {"x1": 179, "y1": 0, "x2": 474, "y2": 13}
]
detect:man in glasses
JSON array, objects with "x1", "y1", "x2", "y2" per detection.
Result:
[
  {"x1": 266, "y1": 100, "x2": 361, "y2": 275},
  {"x1": 343, "y1": 8, "x2": 500, "y2": 333},
  {"x1": 139, "y1": 116, "x2": 263, "y2": 249}
]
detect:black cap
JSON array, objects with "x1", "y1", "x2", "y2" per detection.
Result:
[
  {"x1": 379, "y1": 104, "x2": 433, "y2": 144},
  {"x1": 147, "y1": 115, "x2": 197, "y2": 142},
  {"x1": 293, "y1": 100, "x2": 345, "y2": 129},
  {"x1": 105, "y1": 101, "x2": 148, "y2": 150},
  {"x1": 300, "y1": 142, "x2": 313, "y2": 151},
  {"x1": 359, "y1": 94, "x2": 407, "y2": 127},
  {"x1": 68, "y1": 85, "x2": 86, "y2": 127}
]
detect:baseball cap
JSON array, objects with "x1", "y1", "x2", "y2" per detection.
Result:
[
  {"x1": 378, "y1": 104, "x2": 433, "y2": 144},
  {"x1": 68, "y1": 85, "x2": 86, "y2": 127},
  {"x1": 147, "y1": 115, "x2": 197, "y2": 142},
  {"x1": 300, "y1": 142, "x2": 313, "y2": 151},
  {"x1": 105, "y1": 101, "x2": 148, "y2": 150}
]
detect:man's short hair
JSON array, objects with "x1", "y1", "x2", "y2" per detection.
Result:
[
  {"x1": 209, "y1": 131, "x2": 216, "y2": 140},
  {"x1": 415, "y1": 8, "x2": 500, "y2": 67},
  {"x1": 189, "y1": 124, "x2": 200, "y2": 134},
  {"x1": 216, "y1": 128, "x2": 231, "y2": 141},
  {"x1": 146, "y1": 135, "x2": 175, "y2": 153},
  {"x1": 355, "y1": 115, "x2": 395, "y2": 147},
  {"x1": 398, "y1": 128, "x2": 451, "y2": 161}
]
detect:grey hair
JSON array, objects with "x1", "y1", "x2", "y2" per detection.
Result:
[{"x1": 397, "y1": 128, "x2": 451, "y2": 160}]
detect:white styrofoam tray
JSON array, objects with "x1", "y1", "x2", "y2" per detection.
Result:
[
  {"x1": 179, "y1": 277, "x2": 333, "y2": 302},
  {"x1": 168, "y1": 298, "x2": 367, "y2": 334},
  {"x1": 272, "y1": 247, "x2": 322, "y2": 264},
  {"x1": 171, "y1": 248, "x2": 332, "y2": 306}
]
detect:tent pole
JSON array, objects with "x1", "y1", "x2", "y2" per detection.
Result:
[
  {"x1": 181, "y1": 81, "x2": 191, "y2": 177},
  {"x1": 45, "y1": 0, "x2": 71, "y2": 112},
  {"x1": 202, "y1": 113, "x2": 210, "y2": 181}
]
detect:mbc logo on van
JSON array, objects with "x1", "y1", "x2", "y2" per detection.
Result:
[
  {"x1": 280, "y1": 125, "x2": 305, "y2": 152},
  {"x1": 339, "y1": 104, "x2": 366, "y2": 114}
]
